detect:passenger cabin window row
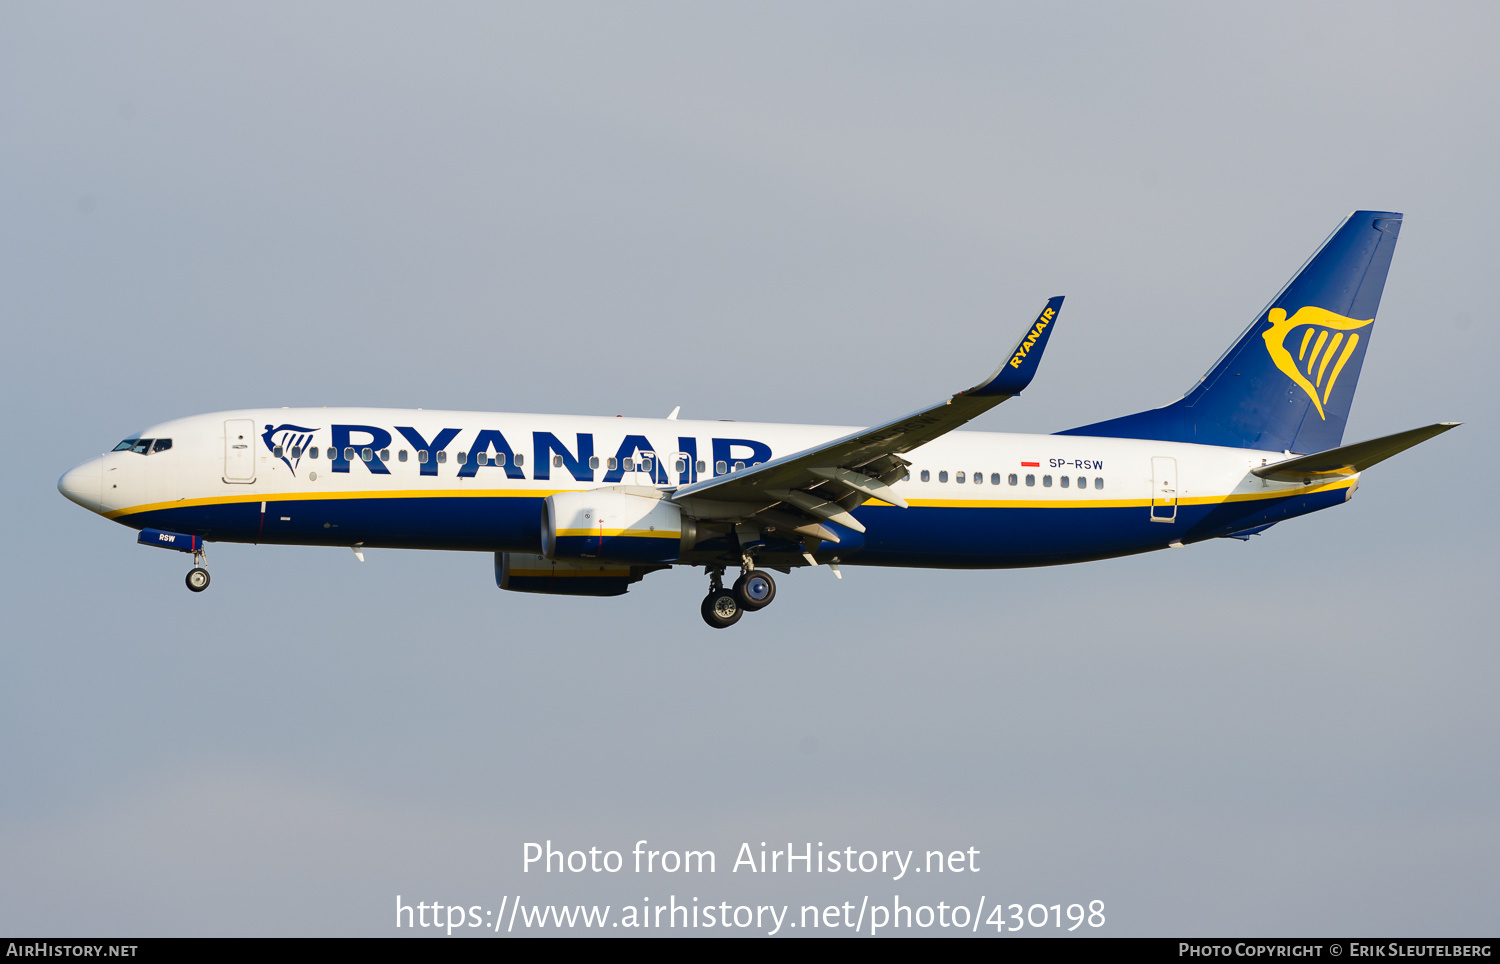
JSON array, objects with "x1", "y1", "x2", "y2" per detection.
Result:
[
  {"x1": 917, "y1": 468, "x2": 1105, "y2": 490},
  {"x1": 265, "y1": 446, "x2": 730, "y2": 477}
]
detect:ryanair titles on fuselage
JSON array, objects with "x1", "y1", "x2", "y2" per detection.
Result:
[{"x1": 258, "y1": 415, "x2": 779, "y2": 486}]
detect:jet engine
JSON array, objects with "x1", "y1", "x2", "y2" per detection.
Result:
[
  {"x1": 496, "y1": 552, "x2": 652, "y2": 597},
  {"x1": 541, "y1": 489, "x2": 695, "y2": 564}
]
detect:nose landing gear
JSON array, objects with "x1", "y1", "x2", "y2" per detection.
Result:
[
  {"x1": 700, "y1": 564, "x2": 777, "y2": 629},
  {"x1": 185, "y1": 549, "x2": 210, "y2": 593}
]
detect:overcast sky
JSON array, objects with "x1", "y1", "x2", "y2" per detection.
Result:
[{"x1": 2, "y1": 2, "x2": 1496, "y2": 936}]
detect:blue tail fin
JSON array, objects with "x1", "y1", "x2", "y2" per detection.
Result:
[{"x1": 1059, "y1": 210, "x2": 1403, "y2": 453}]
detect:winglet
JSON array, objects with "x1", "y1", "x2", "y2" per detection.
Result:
[{"x1": 966, "y1": 296, "x2": 1064, "y2": 397}]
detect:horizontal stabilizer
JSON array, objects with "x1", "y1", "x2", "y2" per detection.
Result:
[{"x1": 1252, "y1": 422, "x2": 1459, "y2": 483}]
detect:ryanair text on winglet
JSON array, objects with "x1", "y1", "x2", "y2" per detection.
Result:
[{"x1": 1008, "y1": 307, "x2": 1056, "y2": 369}]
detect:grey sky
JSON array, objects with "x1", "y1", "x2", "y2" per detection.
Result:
[{"x1": 2, "y1": 2, "x2": 1496, "y2": 935}]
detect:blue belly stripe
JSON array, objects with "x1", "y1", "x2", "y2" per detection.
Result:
[{"x1": 120, "y1": 486, "x2": 1349, "y2": 566}]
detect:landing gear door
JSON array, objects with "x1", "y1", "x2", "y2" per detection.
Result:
[
  {"x1": 224, "y1": 419, "x2": 256, "y2": 483},
  {"x1": 1150, "y1": 456, "x2": 1177, "y2": 522}
]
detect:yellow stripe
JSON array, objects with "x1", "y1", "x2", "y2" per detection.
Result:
[
  {"x1": 1323, "y1": 333, "x2": 1359, "y2": 404},
  {"x1": 105, "y1": 487, "x2": 575, "y2": 520},
  {"x1": 1306, "y1": 330, "x2": 1329, "y2": 374},
  {"x1": 1298, "y1": 328, "x2": 1314, "y2": 361},
  {"x1": 555, "y1": 528, "x2": 679, "y2": 539},
  {"x1": 108, "y1": 477, "x2": 1357, "y2": 521},
  {"x1": 1316, "y1": 332, "x2": 1343, "y2": 387},
  {"x1": 509, "y1": 568, "x2": 633, "y2": 578}
]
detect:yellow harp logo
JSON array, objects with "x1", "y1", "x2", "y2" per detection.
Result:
[{"x1": 1262, "y1": 306, "x2": 1373, "y2": 420}]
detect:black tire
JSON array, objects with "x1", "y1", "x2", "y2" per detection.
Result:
[
  {"x1": 734, "y1": 570, "x2": 777, "y2": 611},
  {"x1": 185, "y1": 567, "x2": 210, "y2": 592},
  {"x1": 700, "y1": 589, "x2": 742, "y2": 629}
]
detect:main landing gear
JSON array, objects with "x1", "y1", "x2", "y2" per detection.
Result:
[
  {"x1": 700, "y1": 565, "x2": 777, "y2": 629},
  {"x1": 185, "y1": 549, "x2": 210, "y2": 593}
]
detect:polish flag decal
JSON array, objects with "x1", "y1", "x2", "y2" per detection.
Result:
[{"x1": 1021, "y1": 461, "x2": 1040, "y2": 467}]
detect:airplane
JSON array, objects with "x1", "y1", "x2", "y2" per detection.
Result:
[{"x1": 57, "y1": 210, "x2": 1457, "y2": 628}]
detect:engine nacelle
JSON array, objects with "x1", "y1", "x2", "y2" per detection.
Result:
[
  {"x1": 496, "y1": 552, "x2": 645, "y2": 597},
  {"x1": 541, "y1": 489, "x2": 693, "y2": 563}
]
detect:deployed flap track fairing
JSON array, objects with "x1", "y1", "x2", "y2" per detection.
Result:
[{"x1": 56, "y1": 213, "x2": 1459, "y2": 629}]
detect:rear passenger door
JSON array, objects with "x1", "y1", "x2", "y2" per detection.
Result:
[{"x1": 1150, "y1": 456, "x2": 1177, "y2": 522}]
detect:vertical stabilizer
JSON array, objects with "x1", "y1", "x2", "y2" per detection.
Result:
[{"x1": 1059, "y1": 211, "x2": 1403, "y2": 453}]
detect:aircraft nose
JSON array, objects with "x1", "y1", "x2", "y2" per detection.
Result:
[{"x1": 58, "y1": 458, "x2": 103, "y2": 513}]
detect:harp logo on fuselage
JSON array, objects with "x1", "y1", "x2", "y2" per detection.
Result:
[{"x1": 1261, "y1": 306, "x2": 1373, "y2": 420}]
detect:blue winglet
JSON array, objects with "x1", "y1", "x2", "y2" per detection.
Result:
[{"x1": 967, "y1": 296, "x2": 1064, "y2": 397}]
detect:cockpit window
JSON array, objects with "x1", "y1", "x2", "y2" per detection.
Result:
[{"x1": 113, "y1": 437, "x2": 172, "y2": 454}]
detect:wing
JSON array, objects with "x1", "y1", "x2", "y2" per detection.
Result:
[{"x1": 670, "y1": 297, "x2": 1064, "y2": 536}]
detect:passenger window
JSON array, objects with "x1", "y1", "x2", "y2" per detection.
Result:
[
  {"x1": 974, "y1": 471, "x2": 982, "y2": 484},
  {"x1": 939, "y1": 471, "x2": 949, "y2": 483},
  {"x1": 290, "y1": 446, "x2": 301, "y2": 458},
  {"x1": 553, "y1": 455, "x2": 563, "y2": 467},
  {"x1": 696, "y1": 460, "x2": 706, "y2": 473},
  {"x1": 608, "y1": 457, "x2": 618, "y2": 471},
  {"x1": 494, "y1": 453, "x2": 507, "y2": 466},
  {"x1": 715, "y1": 460, "x2": 727, "y2": 474},
  {"x1": 457, "y1": 451, "x2": 468, "y2": 464},
  {"x1": 1008, "y1": 473, "x2": 1018, "y2": 486},
  {"x1": 589, "y1": 456, "x2": 600, "y2": 470},
  {"x1": 437, "y1": 451, "x2": 447, "y2": 463},
  {"x1": 1060, "y1": 475, "x2": 1069, "y2": 488},
  {"x1": 362, "y1": 448, "x2": 373, "y2": 461},
  {"x1": 513, "y1": 453, "x2": 524, "y2": 467},
  {"x1": 273, "y1": 445, "x2": 284, "y2": 458},
  {"x1": 991, "y1": 473, "x2": 1001, "y2": 485},
  {"x1": 310, "y1": 447, "x2": 320, "y2": 459},
  {"x1": 152, "y1": 439, "x2": 172, "y2": 453},
  {"x1": 621, "y1": 458, "x2": 634, "y2": 472},
  {"x1": 344, "y1": 447, "x2": 356, "y2": 461},
  {"x1": 732, "y1": 461, "x2": 745, "y2": 472},
  {"x1": 380, "y1": 449, "x2": 390, "y2": 462},
  {"x1": 398, "y1": 450, "x2": 408, "y2": 462},
  {"x1": 955, "y1": 471, "x2": 965, "y2": 483},
  {"x1": 1094, "y1": 477, "x2": 1103, "y2": 489},
  {"x1": 417, "y1": 450, "x2": 428, "y2": 463},
  {"x1": 674, "y1": 459, "x2": 686, "y2": 474},
  {"x1": 477, "y1": 452, "x2": 489, "y2": 465},
  {"x1": 902, "y1": 471, "x2": 910, "y2": 481},
  {"x1": 1025, "y1": 474, "x2": 1035, "y2": 486},
  {"x1": 1077, "y1": 476, "x2": 1085, "y2": 489},
  {"x1": 643, "y1": 458, "x2": 654, "y2": 473},
  {"x1": 1043, "y1": 475, "x2": 1052, "y2": 487},
  {"x1": 920, "y1": 470, "x2": 930, "y2": 482}
]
